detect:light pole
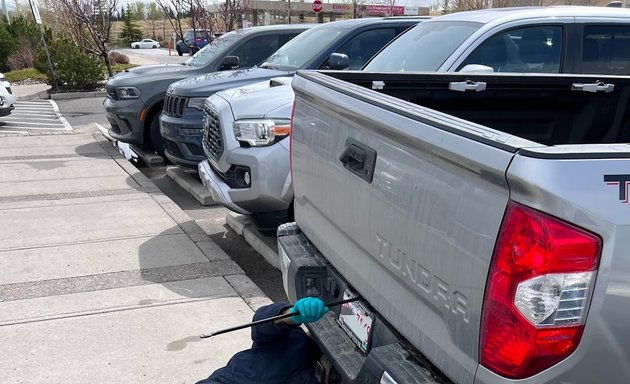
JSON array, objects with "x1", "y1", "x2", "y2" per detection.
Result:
[{"x1": 1, "y1": 0, "x2": 9, "y2": 25}]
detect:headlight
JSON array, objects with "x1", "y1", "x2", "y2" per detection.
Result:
[
  {"x1": 0, "y1": 73, "x2": 9, "y2": 88},
  {"x1": 116, "y1": 86, "x2": 141, "y2": 99},
  {"x1": 233, "y1": 119, "x2": 291, "y2": 146},
  {"x1": 187, "y1": 97, "x2": 207, "y2": 111}
]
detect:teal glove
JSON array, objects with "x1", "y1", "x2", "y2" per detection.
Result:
[{"x1": 291, "y1": 297, "x2": 329, "y2": 324}]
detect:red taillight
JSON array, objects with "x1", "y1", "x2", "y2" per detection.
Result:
[{"x1": 481, "y1": 202, "x2": 602, "y2": 379}]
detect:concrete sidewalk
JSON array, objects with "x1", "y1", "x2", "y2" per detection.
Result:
[
  {"x1": 11, "y1": 83, "x2": 51, "y2": 101},
  {"x1": 0, "y1": 128, "x2": 271, "y2": 383}
]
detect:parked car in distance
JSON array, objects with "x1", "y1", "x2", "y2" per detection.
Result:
[
  {"x1": 131, "y1": 38, "x2": 160, "y2": 49},
  {"x1": 165, "y1": 17, "x2": 427, "y2": 174},
  {"x1": 0, "y1": 73, "x2": 12, "y2": 94},
  {"x1": 176, "y1": 29, "x2": 212, "y2": 56},
  {"x1": 104, "y1": 24, "x2": 313, "y2": 159},
  {"x1": 0, "y1": 84, "x2": 16, "y2": 117}
]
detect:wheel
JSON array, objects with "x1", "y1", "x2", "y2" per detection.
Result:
[
  {"x1": 177, "y1": 47, "x2": 183, "y2": 56},
  {"x1": 152, "y1": 45, "x2": 157, "y2": 49},
  {"x1": 134, "y1": 45, "x2": 139, "y2": 49},
  {"x1": 148, "y1": 112, "x2": 165, "y2": 157}
]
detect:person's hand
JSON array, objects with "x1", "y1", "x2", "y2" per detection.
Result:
[{"x1": 290, "y1": 297, "x2": 329, "y2": 324}]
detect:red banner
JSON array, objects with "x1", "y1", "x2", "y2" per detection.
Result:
[{"x1": 364, "y1": 4, "x2": 405, "y2": 15}]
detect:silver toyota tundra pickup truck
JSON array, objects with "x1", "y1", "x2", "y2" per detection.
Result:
[{"x1": 278, "y1": 70, "x2": 630, "y2": 384}]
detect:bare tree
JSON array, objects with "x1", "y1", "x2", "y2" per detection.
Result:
[
  {"x1": 155, "y1": 0, "x2": 192, "y2": 46},
  {"x1": 349, "y1": 0, "x2": 368, "y2": 18},
  {"x1": 213, "y1": 0, "x2": 250, "y2": 31},
  {"x1": 441, "y1": 0, "x2": 451, "y2": 14},
  {"x1": 131, "y1": 1, "x2": 146, "y2": 21},
  {"x1": 44, "y1": 0, "x2": 119, "y2": 76},
  {"x1": 191, "y1": 0, "x2": 218, "y2": 34},
  {"x1": 453, "y1": 0, "x2": 491, "y2": 11},
  {"x1": 147, "y1": 2, "x2": 162, "y2": 40},
  {"x1": 154, "y1": 0, "x2": 195, "y2": 51},
  {"x1": 490, "y1": 0, "x2": 512, "y2": 8}
]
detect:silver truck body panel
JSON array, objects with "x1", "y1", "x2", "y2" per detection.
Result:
[
  {"x1": 291, "y1": 74, "x2": 518, "y2": 384},
  {"x1": 476, "y1": 153, "x2": 630, "y2": 384},
  {"x1": 290, "y1": 70, "x2": 630, "y2": 383}
]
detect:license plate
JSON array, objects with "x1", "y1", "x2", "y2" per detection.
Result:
[
  {"x1": 116, "y1": 141, "x2": 138, "y2": 162},
  {"x1": 337, "y1": 289, "x2": 374, "y2": 353}
]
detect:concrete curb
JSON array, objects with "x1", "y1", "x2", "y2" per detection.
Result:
[
  {"x1": 50, "y1": 91, "x2": 107, "y2": 100},
  {"x1": 12, "y1": 87, "x2": 106, "y2": 101},
  {"x1": 225, "y1": 212, "x2": 279, "y2": 269},
  {"x1": 16, "y1": 88, "x2": 51, "y2": 101},
  {"x1": 166, "y1": 166, "x2": 216, "y2": 206}
]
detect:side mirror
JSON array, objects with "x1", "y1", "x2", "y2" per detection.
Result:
[
  {"x1": 219, "y1": 56, "x2": 240, "y2": 71},
  {"x1": 328, "y1": 53, "x2": 349, "y2": 70},
  {"x1": 458, "y1": 64, "x2": 495, "y2": 73}
]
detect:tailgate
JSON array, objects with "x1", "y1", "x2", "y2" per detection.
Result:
[{"x1": 290, "y1": 71, "x2": 524, "y2": 384}]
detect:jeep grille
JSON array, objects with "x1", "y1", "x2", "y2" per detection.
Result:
[{"x1": 163, "y1": 93, "x2": 188, "y2": 117}]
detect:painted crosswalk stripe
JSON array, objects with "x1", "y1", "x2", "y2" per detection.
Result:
[{"x1": 0, "y1": 100, "x2": 73, "y2": 133}]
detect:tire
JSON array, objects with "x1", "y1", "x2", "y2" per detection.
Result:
[
  {"x1": 134, "y1": 45, "x2": 139, "y2": 49},
  {"x1": 177, "y1": 47, "x2": 183, "y2": 56},
  {"x1": 148, "y1": 112, "x2": 165, "y2": 157},
  {"x1": 152, "y1": 45, "x2": 157, "y2": 49}
]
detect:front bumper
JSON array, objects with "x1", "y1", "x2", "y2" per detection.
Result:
[
  {"x1": 103, "y1": 97, "x2": 145, "y2": 144},
  {"x1": 198, "y1": 160, "x2": 250, "y2": 214},
  {"x1": 198, "y1": 142, "x2": 292, "y2": 214},
  {"x1": 277, "y1": 224, "x2": 451, "y2": 384},
  {"x1": 0, "y1": 105, "x2": 14, "y2": 117},
  {"x1": 160, "y1": 111, "x2": 205, "y2": 168},
  {"x1": 0, "y1": 93, "x2": 16, "y2": 116}
]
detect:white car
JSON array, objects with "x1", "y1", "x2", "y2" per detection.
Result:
[
  {"x1": 0, "y1": 84, "x2": 16, "y2": 117},
  {"x1": 131, "y1": 38, "x2": 160, "y2": 49},
  {"x1": 0, "y1": 72, "x2": 11, "y2": 94}
]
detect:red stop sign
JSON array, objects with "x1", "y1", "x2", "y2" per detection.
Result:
[{"x1": 312, "y1": 0, "x2": 323, "y2": 13}]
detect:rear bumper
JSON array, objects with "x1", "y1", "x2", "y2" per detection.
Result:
[{"x1": 277, "y1": 224, "x2": 452, "y2": 384}]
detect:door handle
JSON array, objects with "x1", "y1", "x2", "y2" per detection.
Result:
[{"x1": 339, "y1": 138, "x2": 376, "y2": 183}]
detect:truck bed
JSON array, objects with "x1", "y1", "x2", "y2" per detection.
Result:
[{"x1": 288, "y1": 70, "x2": 630, "y2": 383}]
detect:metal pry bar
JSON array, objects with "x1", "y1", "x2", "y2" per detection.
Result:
[{"x1": 199, "y1": 296, "x2": 362, "y2": 339}]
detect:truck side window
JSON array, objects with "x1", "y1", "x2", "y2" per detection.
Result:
[
  {"x1": 582, "y1": 25, "x2": 630, "y2": 75},
  {"x1": 335, "y1": 28, "x2": 396, "y2": 70},
  {"x1": 459, "y1": 26, "x2": 562, "y2": 73},
  {"x1": 232, "y1": 35, "x2": 281, "y2": 68}
]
